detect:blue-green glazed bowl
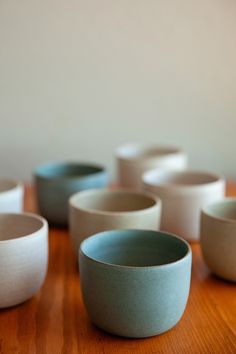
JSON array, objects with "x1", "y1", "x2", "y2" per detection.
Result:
[
  {"x1": 79, "y1": 229, "x2": 192, "y2": 338},
  {"x1": 34, "y1": 162, "x2": 108, "y2": 226}
]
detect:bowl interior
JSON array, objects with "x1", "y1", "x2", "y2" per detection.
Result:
[
  {"x1": 144, "y1": 170, "x2": 220, "y2": 187},
  {"x1": 0, "y1": 214, "x2": 44, "y2": 241},
  {"x1": 72, "y1": 190, "x2": 157, "y2": 213},
  {"x1": 0, "y1": 179, "x2": 19, "y2": 193},
  {"x1": 35, "y1": 163, "x2": 104, "y2": 179},
  {"x1": 81, "y1": 230, "x2": 189, "y2": 267},
  {"x1": 203, "y1": 199, "x2": 236, "y2": 222}
]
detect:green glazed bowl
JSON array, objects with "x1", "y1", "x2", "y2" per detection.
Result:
[
  {"x1": 79, "y1": 229, "x2": 192, "y2": 338},
  {"x1": 34, "y1": 161, "x2": 108, "y2": 226}
]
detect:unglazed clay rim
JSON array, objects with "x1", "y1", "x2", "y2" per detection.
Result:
[
  {"x1": 33, "y1": 161, "x2": 107, "y2": 181},
  {"x1": 0, "y1": 178, "x2": 23, "y2": 195},
  {"x1": 116, "y1": 143, "x2": 185, "y2": 162},
  {"x1": 0, "y1": 212, "x2": 48, "y2": 243},
  {"x1": 69, "y1": 188, "x2": 161, "y2": 216},
  {"x1": 202, "y1": 197, "x2": 236, "y2": 224},
  {"x1": 143, "y1": 169, "x2": 225, "y2": 191},
  {"x1": 80, "y1": 229, "x2": 191, "y2": 270}
]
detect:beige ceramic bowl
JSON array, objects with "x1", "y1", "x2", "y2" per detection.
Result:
[
  {"x1": 0, "y1": 178, "x2": 24, "y2": 212},
  {"x1": 116, "y1": 143, "x2": 187, "y2": 190},
  {"x1": 69, "y1": 188, "x2": 162, "y2": 254},
  {"x1": 143, "y1": 170, "x2": 225, "y2": 241},
  {"x1": 0, "y1": 213, "x2": 48, "y2": 308},
  {"x1": 201, "y1": 198, "x2": 236, "y2": 282}
]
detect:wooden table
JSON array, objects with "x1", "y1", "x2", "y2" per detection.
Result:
[{"x1": 0, "y1": 184, "x2": 236, "y2": 354}]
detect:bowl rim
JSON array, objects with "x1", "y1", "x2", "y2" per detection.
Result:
[
  {"x1": 0, "y1": 212, "x2": 48, "y2": 243},
  {"x1": 115, "y1": 143, "x2": 186, "y2": 162},
  {"x1": 143, "y1": 169, "x2": 225, "y2": 191},
  {"x1": 201, "y1": 197, "x2": 236, "y2": 224},
  {"x1": 79, "y1": 229, "x2": 192, "y2": 270},
  {"x1": 0, "y1": 178, "x2": 23, "y2": 195},
  {"x1": 33, "y1": 161, "x2": 107, "y2": 180},
  {"x1": 69, "y1": 188, "x2": 161, "y2": 216}
]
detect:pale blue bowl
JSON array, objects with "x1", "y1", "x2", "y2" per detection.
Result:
[
  {"x1": 34, "y1": 162, "x2": 108, "y2": 226},
  {"x1": 79, "y1": 229, "x2": 192, "y2": 338}
]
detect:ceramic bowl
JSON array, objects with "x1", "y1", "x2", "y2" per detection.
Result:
[
  {"x1": 34, "y1": 161, "x2": 108, "y2": 226},
  {"x1": 0, "y1": 178, "x2": 24, "y2": 212},
  {"x1": 116, "y1": 143, "x2": 187, "y2": 190},
  {"x1": 201, "y1": 198, "x2": 236, "y2": 282},
  {"x1": 143, "y1": 170, "x2": 225, "y2": 241},
  {"x1": 79, "y1": 229, "x2": 192, "y2": 338},
  {"x1": 69, "y1": 188, "x2": 161, "y2": 254},
  {"x1": 0, "y1": 213, "x2": 48, "y2": 308}
]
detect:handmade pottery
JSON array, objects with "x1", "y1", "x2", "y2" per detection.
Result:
[
  {"x1": 0, "y1": 213, "x2": 48, "y2": 308},
  {"x1": 69, "y1": 188, "x2": 161, "y2": 254},
  {"x1": 34, "y1": 161, "x2": 108, "y2": 225},
  {"x1": 201, "y1": 198, "x2": 236, "y2": 282},
  {"x1": 0, "y1": 178, "x2": 24, "y2": 212},
  {"x1": 79, "y1": 229, "x2": 192, "y2": 338},
  {"x1": 116, "y1": 143, "x2": 187, "y2": 190},
  {"x1": 143, "y1": 170, "x2": 225, "y2": 241}
]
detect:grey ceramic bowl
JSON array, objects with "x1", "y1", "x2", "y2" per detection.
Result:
[
  {"x1": 79, "y1": 229, "x2": 192, "y2": 338},
  {"x1": 201, "y1": 198, "x2": 236, "y2": 282},
  {"x1": 69, "y1": 188, "x2": 162, "y2": 254},
  {"x1": 34, "y1": 161, "x2": 108, "y2": 226}
]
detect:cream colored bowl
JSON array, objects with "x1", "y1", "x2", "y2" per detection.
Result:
[
  {"x1": 0, "y1": 213, "x2": 48, "y2": 308},
  {"x1": 0, "y1": 178, "x2": 24, "y2": 212},
  {"x1": 201, "y1": 198, "x2": 236, "y2": 282},
  {"x1": 69, "y1": 188, "x2": 162, "y2": 254},
  {"x1": 143, "y1": 170, "x2": 225, "y2": 241},
  {"x1": 116, "y1": 143, "x2": 187, "y2": 190}
]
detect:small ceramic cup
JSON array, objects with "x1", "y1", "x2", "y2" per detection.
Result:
[
  {"x1": 34, "y1": 161, "x2": 108, "y2": 226},
  {"x1": 79, "y1": 229, "x2": 192, "y2": 338},
  {"x1": 0, "y1": 213, "x2": 48, "y2": 308},
  {"x1": 0, "y1": 178, "x2": 24, "y2": 212},
  {"x1": 143, "y1": 170, "x2": 225, "y2": 241},
  {"x1": 200, "y1": 198, "x2": 236, "y2": 282},
  {"x1": 116, "y1": 143, "x2": 187, "y2": 190},
  {"x1": 69, "y1": 188, "x2": 161, "y2": 254}
]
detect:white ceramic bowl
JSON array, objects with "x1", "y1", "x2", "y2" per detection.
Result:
[
  {"x1": 0, "y1": 213, "x2": 48, "y2": 308},
  {"x1": 201, "y1": 198, "x2": 236, "y2": 282},
  {"x1": 69, "y1": 188, "x2": 162, "y2": 254},
  {"x1": 116, "y1": 143, "x2": 187, "y2": 190},
  {"x1": 0, "y1": 178, "x2": 24, "y2": 212},
  {"x1": 143, "y1": 170, "x2": 225, "y2": 241}
]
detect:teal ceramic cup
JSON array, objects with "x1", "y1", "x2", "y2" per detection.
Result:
[
  {"x1": 79, "y1": 229, "x2": 192, "y2": 338},
  {"x1": 34, "y1": 162, "x2": 108, "y2": 226}
]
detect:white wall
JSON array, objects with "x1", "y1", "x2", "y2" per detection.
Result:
[{"x1": 0, "y1": 0, "x2": 235, "y2": 181}]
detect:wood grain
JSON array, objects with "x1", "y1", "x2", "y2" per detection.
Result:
[{"x1": 0, "y1": 183, "x2": 236, "y2": 354}]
